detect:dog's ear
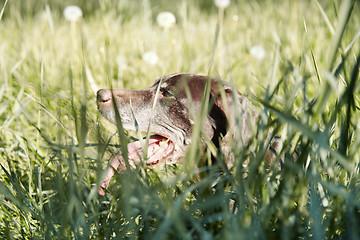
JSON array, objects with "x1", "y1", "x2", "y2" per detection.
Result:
[
  {"x1": 208, "y1": 83, "x2": 232, "y2": 147},
  {"x1": 208, "y1": 94, "x2": 228, "y2": 147},
  {"x1": 210, "y1": 83, "x2": 259, "y2": 147}
]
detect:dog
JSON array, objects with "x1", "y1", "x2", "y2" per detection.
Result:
[{"x1": 97, "y1": 73, "x2": 273, "y2": 195}]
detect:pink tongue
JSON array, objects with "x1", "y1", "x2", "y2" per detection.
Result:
[
  {"x1": 98, "y1": 136, "x2": 174, "y2": 195},
  {"x1": 127, "y1": 136, "x2": 173, "y2": 164}
]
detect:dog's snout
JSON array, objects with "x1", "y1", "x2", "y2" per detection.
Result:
[{"x1": 97, "y1": 89, "x2": 112, "y2": 103}]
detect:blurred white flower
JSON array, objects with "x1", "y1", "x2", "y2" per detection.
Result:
[
  {"x1": 142, "y1": 51, "x2": 159, "y2": 65},
  {"x1": 99, "y1": 46, "x2": 105, "y2": 54},
  {"x1": 250, "y1": 45, "x2": 266, "y2": 60},
  {"x1": 63, "y1": 5, "x2": 83, "y2": 22},
  {"x1": 156, "y1": 12, "x2": 176, "y2": 29},
  {"x1": 116, "y1": 55, "x2": 128, "y2": 71},
  {"x1": 214, "y1": 0, "x2": 230, "y2": 9}
]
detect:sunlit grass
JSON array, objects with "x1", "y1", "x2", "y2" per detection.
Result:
[{"x1": 0, "y1": 0, "x2": 359, "y2": 238}]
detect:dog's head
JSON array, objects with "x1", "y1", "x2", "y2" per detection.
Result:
[{"x1": 97, "y1": 73, "x2": 258, "y2": 168}]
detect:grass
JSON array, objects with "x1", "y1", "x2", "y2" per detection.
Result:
[{"x1": 0, "y1": 0, "x2": 359, "y2": 238}]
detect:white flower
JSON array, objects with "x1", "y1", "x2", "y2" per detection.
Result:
[
  {"x1": 250, "y1": 45, "x2": 266, "y2": 60},
  {"x1": 99, "y1": 46, "x2": 105, "y2": 54},
  {"x1": 116, "y1": 55, "x2": 128, "y2": 71},
  {"x1": 214, "y1": 0, "x2": 230, "y2": 9},
  {"x1": 63, "y1": 5, "x2": 83, "y2": 22},
  {"x1": 156, "y1": 12, "x2": 176, "y2": 29},
  {"x1": 142, "y1": 51, "x2": 159, "y2": 65}
]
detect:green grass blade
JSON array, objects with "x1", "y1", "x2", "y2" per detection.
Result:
[
  {"x1": 315, "y1": 0, "x2": 335, "y2": 35},
  {"x1": 315, "y1": 0, "x2": 355, "y2": 114},
  {"x1": 0, "y1": 0, "x2": 8, "y2": 21}
]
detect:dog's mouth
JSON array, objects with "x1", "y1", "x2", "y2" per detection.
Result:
[
  {"x1": 127, "y1": 134, "x2": 175, "y2": 166},
  {"x1": 98, "y1": 134, "x2": 175, "y2": 195}
]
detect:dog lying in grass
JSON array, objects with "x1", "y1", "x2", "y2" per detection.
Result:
[{"x1": 96, "y1": 73, "x2": 277, "y2": 195}]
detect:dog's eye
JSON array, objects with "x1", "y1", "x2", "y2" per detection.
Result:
[{"x1": 160, "y1": 88, "x2": 174, "y2": 98}]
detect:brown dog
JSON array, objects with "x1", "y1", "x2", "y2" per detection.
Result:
[{"x1": 97, "y1": 73, "x2": 264, "y2": 195}]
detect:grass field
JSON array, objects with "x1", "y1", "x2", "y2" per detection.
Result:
[{"x1": 0, "y1": 0, "x2": 360, "y2": 238}]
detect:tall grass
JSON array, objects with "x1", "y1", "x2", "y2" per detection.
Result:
[{"x1": 0, "y1": 0, "x2": 359, "y2": 239}]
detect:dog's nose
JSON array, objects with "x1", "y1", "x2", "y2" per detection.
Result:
[{"x1": 97, "y1": 89, "x2": 112, "y2": 103}]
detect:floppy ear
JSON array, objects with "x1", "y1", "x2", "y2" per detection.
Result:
[
  {"x1": 210, "y1": 84, "x2": 259, "y2": 147},
  {"x1": 208, "y1": 85, "x2": 259, "y2": 169},
  {"x1": 208, "y1": 94, "x2": 228, "y2": 148}
]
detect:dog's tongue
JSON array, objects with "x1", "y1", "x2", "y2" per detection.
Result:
[
  {"x1": 127, "y1": 135, "x2": 174, "y2": 165},
  {"x1": 98, "y1": 135, "x2": 174, "y2": 195}
]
